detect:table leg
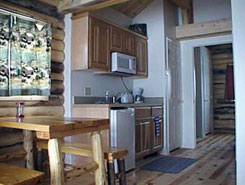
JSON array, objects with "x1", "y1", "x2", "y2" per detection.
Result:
[
  {"x1": 48, "y1": 138, "x2": 64, "y2": 185},
  {"x1": 91, "y1": 131, "x2": 107, "y2": 185},
  {"x1": 23, "y1": 130, "x2": 34, "y2": 169}
]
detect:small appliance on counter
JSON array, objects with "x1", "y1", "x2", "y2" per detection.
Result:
[
  {"x1": 116, "y1": 92, "x2": 134, "y2": 104},
  {"x1": 133, "y1": 88, "x2": 144, "y2": 103}
]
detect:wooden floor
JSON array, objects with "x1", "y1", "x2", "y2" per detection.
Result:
[{"x1": 67, "y1": 133, "x2": 235, "y2": 185}]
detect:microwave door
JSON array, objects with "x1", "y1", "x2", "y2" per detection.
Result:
[{"x1": 117, "y1": 57, "x2": 131, "y2": 73}]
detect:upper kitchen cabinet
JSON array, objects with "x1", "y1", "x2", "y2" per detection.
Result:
[
  {"x1": 72, "y1": 14, "x2": 110, "y2": 71},
  {"x1": 135, "y1": 36, "x2": 148, "y2": 77},
  {"x1": 124, "y1": 32, "x2": 135, "y2": 56},
  {"x1": 110, "y1": 26, "x2": 135, "y2": 56},
  {"x1": 72, "y1": 13, "x2": 148, "y2": 77},
  {"x1": 89, "y1": 17, "x2": 110, "y2": 71},
  {"x1": 110, "y1": 26, "x2": 124, "y2": 53}
]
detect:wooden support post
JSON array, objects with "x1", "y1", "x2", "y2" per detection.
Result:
[
  {"x1": 118, "y1": 159, "x2": 126, "y2": 185},
  {"x1": 91, "y1": 131, "x2": 107, "y2": 185},
  {"x1": 23, "y1": 130, "x2": 34, "y2": 169},
  {"x1": 48, "y1": 138, "x2": 65, "y2": 185},
  {"x1": 107, "y1": 160, "x2": 116, "y2": 185},
  {"x1": 182, "y1": 8, "x2": 189, "y2": 25}
]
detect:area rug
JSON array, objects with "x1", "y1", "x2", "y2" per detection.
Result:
[{"x1": 140, "y1": 156, "x2": 196, "y2": 174}]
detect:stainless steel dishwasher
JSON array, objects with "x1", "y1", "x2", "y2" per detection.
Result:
[{"x1": 110, "y1": 108, "x2": 135, "y2": 171}]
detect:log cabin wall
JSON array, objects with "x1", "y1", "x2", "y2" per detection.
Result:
[
  {"x1": 0, "y1": 1, "x2": 65, "y2": 161},
  {"x1": 209, "y1": 44, "x2": 235, "y2": 133}
]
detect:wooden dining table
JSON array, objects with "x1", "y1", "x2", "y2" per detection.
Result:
[{"x1": 0, "y1": 116, "x2": 110, "y2": 185}]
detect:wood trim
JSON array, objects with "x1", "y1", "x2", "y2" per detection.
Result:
[
  {"x1": 176, "y1": 19, "x2": 232, "y2": 40},
  {"x1": 169, "y1": 0, "x2": 191, "y2": 9},
  {"x1": 58, "y1": 0, "x2": 98, "y2": 13}
]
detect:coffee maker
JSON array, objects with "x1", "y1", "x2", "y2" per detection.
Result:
[{"x1": 133, "y1": 88, "x2": 144, "y2": 103}]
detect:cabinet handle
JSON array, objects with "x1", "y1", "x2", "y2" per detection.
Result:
[{"x1": 136, "y1": 121, "x2": 150, "y2": 126}]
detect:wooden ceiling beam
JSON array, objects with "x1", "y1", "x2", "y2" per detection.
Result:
[
  {"x1": 58, "y1": 0, "x2": 130, "y2": 14},
  {"x1": 0, "y1": 1, "x2": 63, "y2": 22},
  {"x1": 38, "y1": 0, "x2": 59, "y2": 7},
  {"x1": 176, "y1": 19, "x2": 232, "y2": 40},
  {"x1": 112, "y1": 0, "x2": 154, "y2": 18}
]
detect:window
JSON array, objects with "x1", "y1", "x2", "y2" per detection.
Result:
[{"x1": 0, "y1": 9, "x2": 51, "y2": 98}]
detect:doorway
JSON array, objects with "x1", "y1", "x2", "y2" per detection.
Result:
[
  {"x1": 194, "y1": 44, "x2": 235, "y2": 140},
  {"x1": 181, "y1": 34, "x2": 232, "y2": 148},
  {"x1": 195, "y1": 47, "x2": 213, "y2": 139}
]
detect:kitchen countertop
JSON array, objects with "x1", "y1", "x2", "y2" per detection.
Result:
[
  {"x1": 73, "y1": 102, "x2": 163, "y2": 108},
  {"x1": 73, "y1": 96, "x2": 163, "y2": 108}
]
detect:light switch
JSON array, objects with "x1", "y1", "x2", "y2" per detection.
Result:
[{"x1": 84, "y1": 86, "x2": 91, "y2": 96}]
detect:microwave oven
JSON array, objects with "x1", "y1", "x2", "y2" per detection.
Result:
[{"x1": 111, "y1": 52, "x2": 136, "y2": 74}]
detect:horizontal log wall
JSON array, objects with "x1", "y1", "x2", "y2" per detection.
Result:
[
  {"x1": 211, "y1": 46, "x2": 235, "y2": 133},
  {"x1": 0, "y1": 1, "x2": 65, "y2": 161}
]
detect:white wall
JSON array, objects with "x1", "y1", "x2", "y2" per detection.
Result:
[
  {"x1": 231, "y1": 0, "x2": 245, "y2": 184},
  {"x1": 132, "y1": 0, "x2": 165, "y2": 97},
  {"x1": 71, "y1": 8, "x2": 133, "y2": 98},
  {"x1": 193, "y1": 0, "x2": 231, "y2": 23},
  {"x1": 71, "y1": 71, "x2": 133, "y2": 97},
  {"x1": 64, "y1": 14, "x2": 72, "y2": 117}
]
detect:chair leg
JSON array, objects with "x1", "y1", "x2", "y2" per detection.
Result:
[
  {"x1": 118, "y1": 158, "x2": 126, "y2": 185},
  {"x1": 107, "y1": 160, "x2": 116, "y2": 185}
]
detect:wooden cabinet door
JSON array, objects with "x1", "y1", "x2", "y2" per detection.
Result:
[
  {"x1": 135, "y1": 119, "x2": 151, "y2": 158},
  {"x1": 89, "y1": 17, "x2": 110, "y2": 71},
  {"x1": 135, "y1": 36, "x2": 148, "y2": 77},
  {"x1": 110, "y1": 26, "x2": 124, "y2": 52},
  {"x1": 123, "y1": 32, "x2": 135, "y2": 56}
]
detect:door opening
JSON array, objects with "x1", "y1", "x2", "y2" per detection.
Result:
[{"x1": 194, "y1": 44, "x2": 235, "y2": 139}]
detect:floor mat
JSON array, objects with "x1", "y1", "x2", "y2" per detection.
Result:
[{"x1": 140, "y1": 156, "x2": 196, "y2": 174}]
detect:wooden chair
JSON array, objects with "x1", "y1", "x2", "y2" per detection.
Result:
[
  {"x1": 0, "y1": 162, "x2": 44, "y2": 185},
  {"x1": 37, "y1": 140, "x2": 128, "y2": 185},
  {"x1": 104, "y1": 147, "x2": 128, "y2": 185}
]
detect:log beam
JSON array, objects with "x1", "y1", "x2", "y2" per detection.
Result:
[
  {"x1": 59, "y1": 0, "x2": 130, "y2": 14},
  {"x1": 1, "y1": 0, "x2": 64, "y2": 20}
]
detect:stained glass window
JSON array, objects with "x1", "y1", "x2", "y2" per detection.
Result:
[
  {"x1": 0, "y1": 10, "x2": 51, "y2": 97},
  {"x1": 0, "y1": 13, "x2": 10, "y2": 96}
]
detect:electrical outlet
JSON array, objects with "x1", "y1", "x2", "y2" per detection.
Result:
[{"x1": 84, "y1": 86, "x2": 91, "y2": 96}]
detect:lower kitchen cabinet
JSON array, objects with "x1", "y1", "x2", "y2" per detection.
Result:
[
  {"x1": 135, "y1": 119, "x2": 152, "y2": 158},
  {"x1": 135, "y1": 106, "x2": 163, "y2": 159}
]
